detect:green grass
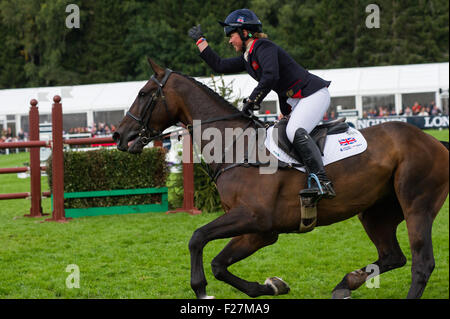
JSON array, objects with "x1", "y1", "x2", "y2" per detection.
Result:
[
  {"x1": 424, "y1": 128, "x2": 449, "y2": 141},
  {"x1": 0, "y1": 130, "x2": 448, "y2": 299}
]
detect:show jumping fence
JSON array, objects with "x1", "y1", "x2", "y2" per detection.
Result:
[
  {"x1": 0, "y1": 99, "x2": 50, "y2": 217},
  {"x1": 0, "y1": 95, "x2": 200, "y2": 222}
]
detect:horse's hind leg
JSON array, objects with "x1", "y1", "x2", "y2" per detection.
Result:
[
  {"x1": 403, "y1": 209, "x2": 435, "y2": 298},
  {"x1": 394, "y1": 152, "x2": 448, "y2": 298},
  {"x1": 332, "y1": 199, "x2": 406, "y2": 299},
  {"x1": 211, "y1": 232, "x2": 289, "y2": 298},
  {"x1": 401, "y1": 190, "x2": 446, "y2": 298}
]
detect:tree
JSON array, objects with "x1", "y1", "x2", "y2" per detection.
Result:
[{"x1": 0, "y1": 0, "x2": 448, "y2": 88}]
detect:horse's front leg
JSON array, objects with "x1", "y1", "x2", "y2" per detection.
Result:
[
  {"x1": 188, "y1": 206, "x2": 266, "y2": 299},
  {"x1": 211, "y1": 232, "x2": 290, "y2": 297}
]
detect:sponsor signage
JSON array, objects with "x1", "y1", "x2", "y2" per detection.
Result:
[
  {"x1": 337, "y1": 110, "x2": 359, "y2": 117},
  {"x1": 356, "y1": 115, "x2": 449, "y2": 129}
]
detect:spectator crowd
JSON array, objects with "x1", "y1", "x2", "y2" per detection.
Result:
[
  {"x1": 360, "y1": 101, "x2": 443, "y2": 119},
  {"x1": 1, "y1": 122, "x2": 116, "y2": 145},
  {"x1": 66, "y1": 122, "x2": 116, "y2": 136},
  {"x1": 1, "y1": 127, "x2": 26, "y2": 144}
]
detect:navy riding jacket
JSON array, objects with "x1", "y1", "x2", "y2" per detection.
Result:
[{"x1": 199, "y1": 38, "x2": 331, "y2": 116}]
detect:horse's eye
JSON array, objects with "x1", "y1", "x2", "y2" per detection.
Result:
[{"x1": 139, "y1": 91, "x2": 146, "y2": 97}]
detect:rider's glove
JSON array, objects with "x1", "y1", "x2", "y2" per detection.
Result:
[
  {"x1": 242, "y1": 98, "x2": 256, "y2": 115},
  {"x1": 188, "y1": 24, "x2": 204, "y2": 42}
]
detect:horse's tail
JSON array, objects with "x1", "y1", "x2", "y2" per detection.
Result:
[{"x1": 440, "y1": 141, "x2": 449, "y2": 150}]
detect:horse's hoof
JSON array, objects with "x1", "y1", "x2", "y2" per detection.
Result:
[
  {"x1": 265, "y1": 277, "x2": 290, "y2": 295},
  {"x1": 332, "y1": 289, "x2": 351, "y2": 299}
]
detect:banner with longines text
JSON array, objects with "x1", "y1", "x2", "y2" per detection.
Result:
[
  {"x1": 257, "y1": 114, "x2": 449, "y2": 130},
  {"x1": 355, "y1": 115, "x2": 449, "y2": 130}
]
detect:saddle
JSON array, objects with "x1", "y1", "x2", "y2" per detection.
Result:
[
  {"x1": 269, "y1": 117, "x2": 349, "y2": 234},
  {"x1": 272, "y1": 117, "x2": 349, "y2": 164}
]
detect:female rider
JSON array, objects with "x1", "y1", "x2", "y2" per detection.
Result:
[{"x1": 188, "y1": 8, "x2": 335, "y2": 198}]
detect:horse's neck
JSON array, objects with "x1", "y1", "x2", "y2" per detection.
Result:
[
  {"x1": 183, "y1": 88, "x2": 250, "y2": 166},
  {"x1": 186, "y1": 95, "x2": 235, "y2": 123},
  {"x1": 184, "y1": 90, "x2": 247, "y2": 139}
]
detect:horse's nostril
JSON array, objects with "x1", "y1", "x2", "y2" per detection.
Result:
[{"x1": 112, "y1": 132, "x2": 120, "y2": 143}]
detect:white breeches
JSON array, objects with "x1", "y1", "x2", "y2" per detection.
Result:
[{"x1": 285, "y1": 87, "x2": 331, "y2": 142}]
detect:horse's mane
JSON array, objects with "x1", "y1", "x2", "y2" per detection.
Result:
[{"x1": 174, "y1": 71, "x2": 240, "y2": 114}]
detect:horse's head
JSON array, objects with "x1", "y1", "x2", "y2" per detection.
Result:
[{"x1": 113, "y1": 58, "x2": 181, "y2": 153}]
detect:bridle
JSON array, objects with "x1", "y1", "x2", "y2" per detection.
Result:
[
  {"x1": 126, "y1": 68, "x2": 174, "y2": 145},
  {"x1": 126, "y1": 67, "x2": 267, "y2": 148},
  {"x1": 124, "y1": 67, "x2": 274, "y2": 182}
]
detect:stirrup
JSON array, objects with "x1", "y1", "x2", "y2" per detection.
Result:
[
  {"x1": 299, "y1": 174, "x2": 322, "y2": 198},
  {"x1": 299, "y1": 174, "x2": 335, "y2": 199}
]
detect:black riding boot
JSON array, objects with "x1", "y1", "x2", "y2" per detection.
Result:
[{"x1": 293, "y1": 128, "x2": 336, "y2": 199}]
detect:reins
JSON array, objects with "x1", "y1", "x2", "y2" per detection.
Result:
[
  {"x1": 127, "y1": 68, "x2": 267, "y2": 145},
  {"x1": 127, "y1": 67, "x2": 272, "y2": 183}
]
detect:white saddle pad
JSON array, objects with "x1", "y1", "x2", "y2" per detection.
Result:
[{"x1": 264, "y1": 126, "x2": 368, "y2": 172}]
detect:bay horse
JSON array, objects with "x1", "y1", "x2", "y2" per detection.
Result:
[{"x1": 113, "y1": 59, "x2": 449, "y2": 299}]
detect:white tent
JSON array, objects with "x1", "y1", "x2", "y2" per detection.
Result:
[{"x1": 1, "y1": 62, "x2": 448, "y2": 131}]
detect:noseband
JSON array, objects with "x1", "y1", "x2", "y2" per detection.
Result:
[{"x1": 126, "y1": 68, "x2": 173, "y2": 145}]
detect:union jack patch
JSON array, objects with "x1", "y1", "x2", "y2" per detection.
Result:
[
  {"x1": 339, "y1": 137, "x2": 356, "y2": 146},
  {"x1": 237, "y1": 16, "x2": 245, "y2": 23}
]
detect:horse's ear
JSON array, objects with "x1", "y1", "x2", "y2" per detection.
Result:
[{"x1": 147, "y1": 58, "x2": 165, "y2": 77}]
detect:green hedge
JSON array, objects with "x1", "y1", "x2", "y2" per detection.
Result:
[
  {"x1": 169, "y1": 162, "x2": 222, "y2": 213},
  {"x1": 46, "y1": 148, "x2": 168, "y2": 209}
]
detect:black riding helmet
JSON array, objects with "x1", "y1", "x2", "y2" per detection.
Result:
[{"x1": 218, "y1": 9, "x2": 262, "y2": 37}]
